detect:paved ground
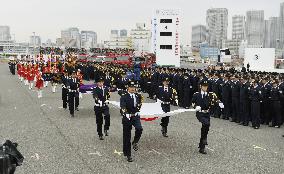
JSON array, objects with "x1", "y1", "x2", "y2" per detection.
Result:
[{"x1": 0, "y1": 62, "x2": 284, "y2": 174}]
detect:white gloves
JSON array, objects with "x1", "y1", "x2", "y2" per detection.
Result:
[
  {"x1": 135, "y1": 112, "x2": 140, "y2": 116},
  {"x1": 195, "y1": 106, "x2": 201, "y2": 112},
  {"x1": 157, "y1": 99, "x2": 162, "y2": 103},
  {"x1": 105, "y1": 100, "x2": 110, "y2": 104},
  {"x1": 98, "y1": 100, "x2": 103, "y2": 107},
  {"x1": 125, "y1": 114, "x2": 131, "y2": 120},
  {"x1": 219, "y1": 103, "x2": 224, "y2": 109}
]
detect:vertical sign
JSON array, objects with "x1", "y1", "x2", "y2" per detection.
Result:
[{"x1": 175, "y1": 17, "x2": 179, "y2": 56}]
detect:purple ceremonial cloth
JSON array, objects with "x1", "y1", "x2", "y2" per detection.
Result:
[{"x1": 79, "y1": 84, "x2": 97, "y2": 93}]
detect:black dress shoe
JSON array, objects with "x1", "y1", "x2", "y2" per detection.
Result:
[
  {"x1": 127, "y1": 156, "x2": 133, "y2": 162},
  {"x1": 104, "y1": 130, "x2": 108, "y2": 136},
  {"x1": 282, "y1": 135, "x2": 284, "y2": 137},
  {"x1": 161, "y1": 127, "x2": 168, "y2": 137},
  {"x1": 162, "y1": 132, "x2": 168, "y2": 137},
  {"x1": 204, "y1": 139, "x2": 208, "y2": 145},
  {"x1": 199, "y1": 148, "x2": 207, "y2": 154},
  {"x1": 99, "y1": 136, "x2": 104, "y2": 140},
  {"x1": 132, "y1": 142, "x2": 138, "y2": 151}
]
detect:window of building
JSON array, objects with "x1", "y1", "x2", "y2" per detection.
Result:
[
  {"x1": 160, "y1": 45, "x2": 172, "y2": 49},
  {"x1": 160, "y1": 32, "x2": 172, "y2": 36},
  {"x1": 160, "y1": 19, "x2": 172, "y2": 23}
]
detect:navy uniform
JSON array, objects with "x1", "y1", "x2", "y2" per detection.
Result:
[
  {"x1": 120, "y1": 81, "x2": 143, "y2": 162},
  {"x1": 182, "y1": 74, "x2": 193, "y2": 109},
  {"x1": 212, "y1": 74, "x2": 223, "y2": 118},
  {"x1": 249, "y1": 81, "x2": 263, "y2": 129},
  {"x1": 260, "y1": 79, "x2": 272, "y2": 125},
  {"x1": 192, "y1": 80, "x2": 223, "y2": 154},
  {"x1": 269, "y1": 80, "x2": 282, "y2": 128},
  {"x1": 67, "y1": 71, "x2": 80, "y2": 117},
  {"x1": 279, "y1": 79, "x2": 284, "y2": 125},
  {"x1": 117, "y1": 74, "x2": 129, "y2": 91},
  {"x1": 104, "y1": 72, "x2": 115, "y2": 88},
  {"x1": 239, "y1": 76, "x2": 251, "y2": 126},
  {"x1": 231, "y1": 76, "x2": 241, "y2": 123},
  {"x1": 221, "y1": 75, "x2": 232, "y2": 120},
  {"x1": 8, "y1": 60, "x2": 16, "y2": 75},
  {"x1": 150, "y1": 70, "x2": 159, "y2": 99},
  {"x1": 61, "y1": 71, "x2": 69, "y2": 109},
  {"x1": 157, "y1": 77, "x2": 178, "y2": 137},
  {"x1": 93, "y1": 78, "x2": 111, "y2": 140},
  {"x1": 177, "y1": 71, "x2": 184, "y2": 107}
]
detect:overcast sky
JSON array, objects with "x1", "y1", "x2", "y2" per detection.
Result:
[{"x1": 1, "y1": 0, "x2": 283, "y2": 44}]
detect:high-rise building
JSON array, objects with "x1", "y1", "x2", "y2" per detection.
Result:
[
  {"x1": 191, "y1": 25, "x2": 207, "y2": 48},
  {"x1": 206, "y1": 8, "x2": 228, "y2": 49},
  {"x1": 0, "y1": 26, "x2": 11, "y2": 41},
  {"x1": 246, "y1": 10, "x2": 265, "y2": 47},
  {"x1": 264, "y1": 17, "x2": 279, "y2": 48},
  {"x1": 81, "y1": 31, "x2": 97, "y2": 48},
  {"x1": 130, "y1": 23, "x2": 151, "y2": 52},
  {"x1": 29, "y1": 35, "x2": 41, "y2": 47},
  {"x1": 152, "y1": 9, "x2": 181, "y2": 67},
  {"x1": 232, "y1": 15, "x2": 245, "y2": 40},
  {"x1": 228, "y1": 15, "x2": 246, "y2": 55},
  {"x1": 111, "y1": 30, "x2": 119, "y2": 38},
  {"x1": 107, "y1": 30, "x2": 132, "y2": 49},
  {"x1": 60, "y1": 27, "x2": 81, "y2": 48},
  {"x1": 279, "y1": 2, "x2": 284, "y2": 49},
  {"x1": 120, "y1": 29, "x2": 128, "y2": 37}
]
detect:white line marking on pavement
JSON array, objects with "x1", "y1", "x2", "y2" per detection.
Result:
[
  {"x1": 114, "y1": 149, "x2": 123, "y2": 156},
  {"x1": 252, "y1": 145, "x2": 267, "y2": 151},
  {"x1": 89, "y1": 151, "x2": 102, "y2": 157},
  {"x1": 148, "y1": 149, "x2": 161, "y2": 155},
  {"x1": 207, "y1": 147, "x2": 215, "y2": 152},
  {"x1": 31, "y1": 153, "x2": 40, "y2": 160},
  {"x1": 40, "y1": 104, "x2": 46, "y2": 107}
]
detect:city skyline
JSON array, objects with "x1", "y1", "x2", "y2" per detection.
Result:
[{"x1": 0, "y1": 0, "x2": 283, "y2": 44}]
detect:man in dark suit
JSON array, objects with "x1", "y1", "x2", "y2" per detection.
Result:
[
  {"x1": 192, "y1": 80, "x2": 223, "y2": 154},
  {"x1": 61, "y1": 70, "x2": 69, "y2": 110},
  {"x1": 221, "y1": 74, "x2": 232, "y2": 120},
  {"x1": 239, "y1": 75, "x2": 251, "y2": 126},
  {"x1": 157, "y1": 77, "x2": 178, "y2": 137},
  {"x1": 93, "y1": 77, "x2": 111, "y2": 140},
  {"x1": 120, "y1": 81, "x2": 143, "y2": 162},
  {"x1": 67, "y1": 71, "x2": 80, "y2": 117}
]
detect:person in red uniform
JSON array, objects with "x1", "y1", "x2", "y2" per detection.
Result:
[
  {"x1": 27, "y1": 65, "x2": 35, "y2": 90},
  {"x1": 23, "y1": 65, "x2": 28, "y2": 86},
  {"x1": 51, "y1": 64, "x2": 60, "y2": 93},
  {"x1": 35, "y1": 69, "x2": 44, "y2": 98},
  {"x1": 43, "y1": 64, "x2": 51, "y2": 87},
  {"x1": 17, "y1": 63, "x2": 22, "y2": 80}
]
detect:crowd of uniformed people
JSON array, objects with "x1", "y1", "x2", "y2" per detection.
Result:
[{"x1": 8, "y1": 54, "x2": 284, "y2": 161}]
